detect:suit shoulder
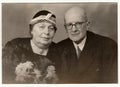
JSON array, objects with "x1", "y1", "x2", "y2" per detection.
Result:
[
  {"x1": 88, "y1": 31, "x2": 117, "y2": 46},
  {"x1": 57, "y1": 38, "x2": 72, "y2": 46},
  {"x1": 49, "y1": 42, "x2": 57, "y2": 49},
  {"x1": 97, "y1": 34, "x2": 116, "y2": 46}
]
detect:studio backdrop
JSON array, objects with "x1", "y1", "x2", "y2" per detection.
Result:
[{"x1": 2, "y1": 3, "x2": 117, "y2": 46}]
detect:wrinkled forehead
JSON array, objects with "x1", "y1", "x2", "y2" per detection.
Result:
[{"x1": 65, "y1": 7, "x2": 87, "y2": 23}]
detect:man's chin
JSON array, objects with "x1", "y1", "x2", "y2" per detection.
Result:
[
  {"x1": 71, "y1": 38, "x2": 80, "y2": 42},
  {"x1": 71, "y1": 38, "x2": 84, "y2": 44}
]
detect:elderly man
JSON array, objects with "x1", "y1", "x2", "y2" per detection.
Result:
[
  {"x1": 2, "y1": 10, "x2": 60, "y2": 83},
  {"x1": 57, "y1": 6, "x2": 117, "y2": 83}
]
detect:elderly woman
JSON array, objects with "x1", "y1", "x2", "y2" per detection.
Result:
[{"x1": 2, "y1": 10, "x2": 60, "y2": 84}]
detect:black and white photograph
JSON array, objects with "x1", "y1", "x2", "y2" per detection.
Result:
[{"x1": 2, "y1": 2, "x2": 118, "y2": 85}]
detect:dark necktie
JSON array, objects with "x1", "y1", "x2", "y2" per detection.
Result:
[{"x1": 77, "y1": 46, "x2": 81, "y2": 59}]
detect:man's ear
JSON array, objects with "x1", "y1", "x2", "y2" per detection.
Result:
[
  {"x1": 65, "y1": 27, "x2": 68, "y2": 33},
  {"x1": 87, "y1": 21, "x2": 90, "y2": 25},
  {"x1": 65, "y1": 29, "x2": 68, "y2": 33},
  {"x1": 86, "y1": 21, "x2": 90, "y2": 30},
  {"x1": 64, "y1": 24, "x2": 68, "y2": 33}
]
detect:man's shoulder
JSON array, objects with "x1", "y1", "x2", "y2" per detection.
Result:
[
  {"x1": 88, "y1": 31, "x2": 117, "y2": 45},
  {"x1": 57, "y1": 38, "x2": 72, "y2": 47}
]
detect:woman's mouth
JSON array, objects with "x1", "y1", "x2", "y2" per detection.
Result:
[{"x1": 42, "y1": 37, "x2": 50, "y2": 40}]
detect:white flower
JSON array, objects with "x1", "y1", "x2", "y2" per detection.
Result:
[
  {"x1": 15, "y1": 61, "x2": 34, "y2": 75},
  {"x1": 33, "y1": 69, "x2": 42, "y2": 83},
  {"x1": 15, "y1": 61, "x2": 58, "y2": 83},
  {"x1": 15, "y1": 61, "x2": 39, "y2": 83},
  {"x1": 44, "y1": 65, "x2": 59, "y2": 83},
  {"x1": 46, "y1": 65, "x2": 56, "y2": 78}
]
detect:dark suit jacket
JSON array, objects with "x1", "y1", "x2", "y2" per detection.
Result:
[
  {"x1": 2, "y1": 38, "x2": 61, "y2": 83},
  {"x1": 57, "y1": 31, "x2": 117, "y2": 83}
]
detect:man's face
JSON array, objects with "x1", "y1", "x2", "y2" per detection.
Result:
[
  {"x1": 31, "y1": 21, "x2": 56, "y2": 48},
  {"x1": 65, "y1": 10, "x2": 88, "y2": 43}
]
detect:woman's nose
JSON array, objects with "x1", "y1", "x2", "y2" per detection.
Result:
[{"x1": 44, "y1": 27, "x2": 49, "y2": 34}]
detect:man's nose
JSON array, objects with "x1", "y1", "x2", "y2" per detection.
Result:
[{"x1": 72, "y1": 25, "x2": 77, "y2": 32}]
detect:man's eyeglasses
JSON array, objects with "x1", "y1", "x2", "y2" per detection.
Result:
[{"x1": 64, "y1": 22, "x2": 86, "y2": 30}]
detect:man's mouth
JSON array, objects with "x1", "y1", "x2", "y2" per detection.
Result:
[{"x1": 71, "y1": 33, "x2": 80, "y2": 36}]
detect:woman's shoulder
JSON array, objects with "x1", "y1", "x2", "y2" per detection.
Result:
[
  {"x1": 2, "y1": 37, "x2": 32, "y2": 61},
  {"x1": 4, "y1": 38, "x2": 31, "y2": 49},
  {"x1": 7, "y1": 38, "x2": 31, "y2": 45}
]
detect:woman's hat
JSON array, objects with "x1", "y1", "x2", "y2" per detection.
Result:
[{"x1": 30, "y1": 10, "x2": 56, "y2": 25}]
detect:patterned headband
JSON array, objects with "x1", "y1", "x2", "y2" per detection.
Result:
[{"x1": 29, "y1": 13, "x2": 56, "y2": 25}]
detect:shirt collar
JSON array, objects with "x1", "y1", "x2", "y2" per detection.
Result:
[
  {"x1": 30, "y1": 40, "x2": 48, "y2": 56},
  {"x1": 73, "y1": 36, "x2": 87, "y2": 51}
]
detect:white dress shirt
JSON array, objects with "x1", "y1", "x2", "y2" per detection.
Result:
[{"x1": 73, "y1": 37, "x2": 87, "y2": 57}]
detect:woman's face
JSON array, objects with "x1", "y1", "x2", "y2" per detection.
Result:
[{"x1": 31, "y1": 21, "x2": 56, "y2": 49}]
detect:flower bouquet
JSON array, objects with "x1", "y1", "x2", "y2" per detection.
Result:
[{"x1": 15, "y1": 58, "x2": 58, "y2": 84}]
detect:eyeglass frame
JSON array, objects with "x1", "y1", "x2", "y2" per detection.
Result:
[{"x1": 64, "y1": 21, "x2": 86, "y2": 30}]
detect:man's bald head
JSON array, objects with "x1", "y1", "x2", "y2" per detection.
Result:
[{"x1": 64, "y1": 6, "x2": 87, "y2": 23}]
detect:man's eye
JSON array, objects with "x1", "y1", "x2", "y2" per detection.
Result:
[
  {"x1": 66, "y1": 23, "x2": 72, "y2": 27},
  {"x1": 76, "y1": 22, "x2": 84, "y2": 25}
]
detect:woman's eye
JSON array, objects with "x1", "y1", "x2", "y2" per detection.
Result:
[
  {"x1": 49, "y1": 26, "x2": 54, "y2": 30},
  {"x1": 39, "y1": 26, "x2": 45, "y2": 28},
  {"x1": 49, "y1": 27, "x2": 54, "y2": 29}
]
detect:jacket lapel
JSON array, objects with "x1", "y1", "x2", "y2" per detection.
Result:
[
  {"x1": 65, "y1": 33, "x2": 95, "y2": 75},
  {"x1": 77, "y1": 31, "x2": 96, "y2": 74}
]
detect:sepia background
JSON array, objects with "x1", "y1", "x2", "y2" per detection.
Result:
[{"x1": 2, "y1": 3, "x2": 117, "y2": 46}]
